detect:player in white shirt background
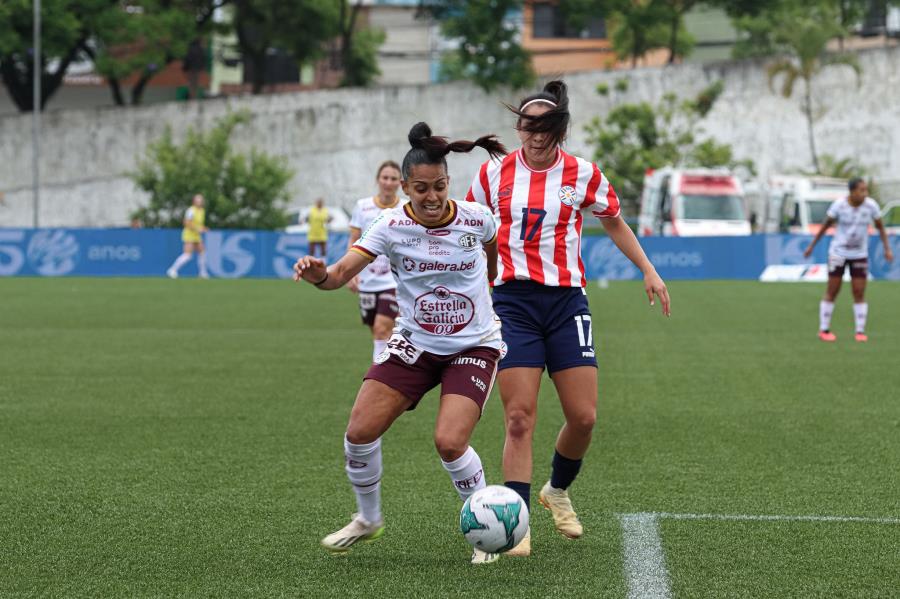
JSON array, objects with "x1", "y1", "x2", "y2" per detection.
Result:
[
  {"x1": 293, "y1": 122, "x2": 508, "y2": 564},
  {"x1": 804, "y1": 177, "x2": 893, "y2": 342},
  {"x1": 347, "y1": 160, "x2": 404, "y2": 361},
  {"x1": 467, "y1": 80, "x2": 670, "y2": 556}
]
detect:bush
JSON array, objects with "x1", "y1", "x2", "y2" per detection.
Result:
[{"x1": 131, "y1": 111, "x2": 294, "y2": 230}]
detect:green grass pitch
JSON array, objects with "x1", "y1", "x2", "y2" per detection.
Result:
[{"x1": 1, "y1": 278, "x2": 898, "y2": 597}]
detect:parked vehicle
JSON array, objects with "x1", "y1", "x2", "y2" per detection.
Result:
[
  {"x1": 638, "y1": 167, "x2": 751, "y2": 237},
  {"x1": 760, "y1": 175, "x2": 847, "y2": 234}
]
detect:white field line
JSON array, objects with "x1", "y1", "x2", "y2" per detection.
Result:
[
  {"x1": 618, "y1": 511, "x2": 900, "y2": 599},
  {"x1": 620, "y1": 513, "x2": 671, "y2": 599},
  {"x1": 645, "y1": 512, "x2": 900, "y2": 525}
]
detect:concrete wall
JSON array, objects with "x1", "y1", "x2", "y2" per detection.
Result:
[{"x1": 1, "y1": 47, "x2": 899, "y2": 227}]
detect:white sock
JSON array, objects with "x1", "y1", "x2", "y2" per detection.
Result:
[
  {"x1": 197, "y1": 252, "x2": 208, "y2": 277},
  {"x1": 853, "y1": 302, "x2": 868, "y2": 334},
  {"x1": 372, "y1": 339, "x2": 388, "y2": 362},
  {"x1": 819, "y1": 300, "x2": 834, "y2": 332},
  {"x1": 441, "y1": 446, "x2": 486, "y2": 501},
  {"x1": 170, "y1": 253, "x2": 192, "y2": 273},
  {"x1": 344, "y1": 436, "x2": 382, "y2": 524}
]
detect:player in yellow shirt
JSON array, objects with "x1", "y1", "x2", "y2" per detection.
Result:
[
  {"x1": 167, "y1": 194, "x2": 210, "y2": 279},
  {"x1": 306, "y1": 198, "x2": 332, "y2": 259}
]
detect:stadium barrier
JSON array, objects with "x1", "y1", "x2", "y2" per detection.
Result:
[{"x1": 1, "y1": 228, "x2": 898, "y2": 280}]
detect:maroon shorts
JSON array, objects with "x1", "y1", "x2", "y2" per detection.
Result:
[
  {"x1": 364, "y1": 338, "x2": 500, "y2": 413},
  {"x1": 827, "y1": 255, "x2": 868, "y2": 279},
  {"x1": 359, "y1": 289, "x2": 399, "y2": 327}
]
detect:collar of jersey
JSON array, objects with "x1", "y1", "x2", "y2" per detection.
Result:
[
  {"x1": 516, "y1": 147, "x2": 563, "y2": 173},
  {"x1": 373, "y1": 195, "x2": 399, "y2": 210},
  {"x1": 403, "y1": 200, "x2": 457, "y2": 229}
]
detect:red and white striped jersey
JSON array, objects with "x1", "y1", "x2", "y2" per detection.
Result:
[{"x1": 465, "y1": 148, "x2": 620, "y2": 287}]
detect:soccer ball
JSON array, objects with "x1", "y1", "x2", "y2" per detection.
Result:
[{"x1": 459, "y1": 485, "x2": 529, "y2": 553}]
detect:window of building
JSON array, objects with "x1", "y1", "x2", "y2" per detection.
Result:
[{"x1": 532, "y1": 3, "x2": 606, "y2": 39}]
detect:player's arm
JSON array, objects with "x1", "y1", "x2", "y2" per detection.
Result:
[
  {"x1": 293, "y1": 251, "x2": 370, "y2": 290},
  {"x1": 346, "y1": 227, "x2": 363, "y2": 292},
  {"x1": 483, "y1": 237, "x2": 498, "y2": 282},
  {"x1": 874, "y1": 217, "x2": 894, "y2": 261},
  {"x1": 803, "y1": 216, "x2": 836, "y2": 257},
  {"x1": 600, "y1": 215, "x2": 670, "y2": 317}
]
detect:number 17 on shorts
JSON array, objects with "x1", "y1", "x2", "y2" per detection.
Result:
[{"x1": 574, "y1": 315, "x2": 595, "y2": 359}]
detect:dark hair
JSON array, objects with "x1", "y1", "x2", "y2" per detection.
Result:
[
  {"x1": 401, "y1": 122, "x2": 507, "y2": 178},
  {"x1": 848, "y1": 177, "x2": 865, "y2": 192},
  {"x1": 506, "y1": 80, "x2": 570, "y2": 149},
  {"x1": 376, "y1": 160, "x2": 401, "y2": 179}
]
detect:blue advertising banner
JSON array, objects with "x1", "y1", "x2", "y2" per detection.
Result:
[{"x1": 1, "y1": 228, "x2": 898, "y2": 280}]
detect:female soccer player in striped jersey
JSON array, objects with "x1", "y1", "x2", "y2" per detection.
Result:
[
  {"x1": 294, "y1": 122, "x2": 508, "y2": 564},
  {"x1": 466, "y1": 80, "x2": 670, "y2": 556},
  {"x1": 346, "y1": 161, "x2": 404, "y2": 361}
]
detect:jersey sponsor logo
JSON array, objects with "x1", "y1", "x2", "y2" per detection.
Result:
[
  {"x1": 452, "y1": 356, "x2": 488, "y2": 369},
  {"x1": 414, "y1": 286, "x2": 475, "y2": 335},
  {"x1": 389, "y1": 218, "x2": 416, "y2": 227},
  {"x1": 458, "y1": 233, "x2": 479, "y2": 250},
  {"x1": 416, "y1": 257, "x2": 476, "y2": 273},
  {"x1": 427, "y1": 240, "x2": 451, "y2": 256},
  {"x1": 402, "y1": 257, "x2": 416, "y2": 272},
  {"x1": 400, "y1": 237, "x2": 422, "y2": 247},
  {"x1": 427, "y1": 229, "x2": 451, "y2": 236},
  {"x1": 385, "y1": 333, "x2": 423, "y2": 364},
  {"x1": 498, "y1": 186, "x2": 512, "y2": 199},
  {"x1": 558, "y1": 185, "x2": 577, "y2": 206},
  {"x1": 470, "y1": 376, "x2": 487, "y2": 392}
]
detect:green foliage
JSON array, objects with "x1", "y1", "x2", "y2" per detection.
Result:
[
  {"x1": 131, "y1": 111, "x2": 293, "y2": 230},
  {"x1": 596, "y1": 82, "x2": 610, "y2": 96},
  {"x1": 429, "y1": 0, "x2": 534, "y2": 91},
  {"x1": 340, "y1": 24, "x2": 385, "y2": 87},
  {"x1": 585, "y1": 81, "x2": 751, "y2": 209}
]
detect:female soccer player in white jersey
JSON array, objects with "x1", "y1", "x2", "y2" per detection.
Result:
[
  {"x1": 803, "y1": 177, "x2": 893, "y2": 342},
  {"x1": 347, "y1": 161, "x2": 404, "y2": 361},
  {"x1": 294, "y1": 123, "x2": 508, "y2": 564},
  {"x1": 466, "y1": 80, "x2": 670, "y2": 556}
]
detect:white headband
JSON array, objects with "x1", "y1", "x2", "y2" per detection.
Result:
[{"x1": 520, "y1": 99, "x2": 557, "y2": 112}]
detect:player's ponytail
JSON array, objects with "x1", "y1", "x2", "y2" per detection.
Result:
[
  {"x1": 401, "y1": 122, "x2": 507, "y2": 178},
  {"x1": 506, "y1": 79, "x2": 570, "y2": 149}
]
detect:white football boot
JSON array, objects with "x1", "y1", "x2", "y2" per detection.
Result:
[
  {"x1": 539, "y1": 481, "x2": 583, "y2": 539},
  {"x1": 321, "y1": 513, "x2": 384, "y2": 553}
]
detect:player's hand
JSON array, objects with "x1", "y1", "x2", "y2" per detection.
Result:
[
  {"x1": 293, "y1": 255, "x2": 327, "y2": 284},
  {"x1": 347, "y1": 276, "x2": 360, "y2": 293},
  {"x1": 644, "y1": 270, "x2": 671, "y2": 317},
  {"x1": 886, "y1": 247, "x2": 894, "y2": 262}
]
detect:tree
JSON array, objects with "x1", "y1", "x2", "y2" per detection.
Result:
[
  {"x1": 659, "y1": 0, "x2": 697, "y2": 64},
  {"x1": 585, "y1": 81, "x2": 751, "y2": 212},
  {"x1": 87, "y1": 0, "x2": 223, "y2": 106},
  {"x1": 425, "y1": 0, "x2": 534, "y2": 92},
  {"x1": 232, "y1": 0, "x2": 339, "y2": 94},
  {"x1": 337, "y1": 0, "x2": 386, "y2": 87},
  {"x1": 606, "y1": 0, "x2": 673, "y2": 68},
  {"x1": 766, "y1": 5, "x2": 861, "y2": 173},
  {"x1": 0, "y1": 0, "x2": 114, "y2": 112},
  {"x1": 132, "y1": 111, "x2": 294, "y2": 230}
]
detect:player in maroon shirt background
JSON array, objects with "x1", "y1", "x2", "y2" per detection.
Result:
[{"x1": 467, "y1": 80, "x2": 670, "y2": 556}]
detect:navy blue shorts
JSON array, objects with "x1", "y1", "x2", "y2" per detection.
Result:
[{"x1": 492, "y1": 280, "x2": 597, "y2": 373}]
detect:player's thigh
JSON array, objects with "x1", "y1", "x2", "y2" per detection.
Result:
[
  {"x1": 182, "y1": 242, "x2": 195, "y2": 254},
  {"x1": 551, "y1": 366, "x2": 598, "y2": 430},
  {"x1": 195, "y1": 240, "x2": 205, "y2": 253},
  {"x1": 346, "y1": 379, "x2": 413, "y2": 444}
]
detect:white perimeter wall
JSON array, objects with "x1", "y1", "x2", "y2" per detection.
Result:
[{"x1": 1, "y1": 47, "x2": 898, "y2": 227}]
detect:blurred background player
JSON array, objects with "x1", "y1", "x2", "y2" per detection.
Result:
[
  {"x1": 167, "y1": 193, "x2": 209, "y2": 279},
  {"x1": 804, "y1": 177, "x2": 893, "y2": 342},
  {"x1": 347, "y1": 161, "x2": 403, "y2": 361},
  {"x1": 306, "y1": 198, "x2": 332, "y2": 259},
  {"x1": 293, "y1": 122, "x2": 507, "y2": 565},
  {"x1": 466, "y1": 80, "x2": 670, "y2": 556}
]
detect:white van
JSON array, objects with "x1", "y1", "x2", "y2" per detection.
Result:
[
  {"x1": 762, "y1": 175, "x2": 847, "y2": 234},
  {"x1": 638, "y1": 167, "x2": 751, "y2": 236}
]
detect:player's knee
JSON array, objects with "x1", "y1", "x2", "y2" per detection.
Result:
[
  {"x1": 345, "y1": 424, "x2": 378, "y2": 446},
  {"x1": 433, "y1": 432, "x2": 467, "y2": 462},
  {"x1": 505, "y1": 408, "x2": 536, "y2": 441},
  {"x1": 567, "y1": 409, "x2": 596, "y2": 436}
]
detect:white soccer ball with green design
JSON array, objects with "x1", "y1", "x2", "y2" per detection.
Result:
[{"x1": 460, "y1": 485, "x2": 529, "y2": 553}]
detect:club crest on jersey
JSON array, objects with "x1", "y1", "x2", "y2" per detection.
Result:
[
  {"x1": 458, "y1": 233, "x2": 479, "y2": 250},
  {"x1": 558, "y1": 185, "x2": 577, "y2": 206},
  {"x1": 414, "y1": 286, "x2": 475, "y2": 335},
  {"x1": 402, "y1": 257, "x2": 416, "y2": 272}
]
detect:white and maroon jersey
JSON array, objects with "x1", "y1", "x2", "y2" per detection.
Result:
[
  {"x1": 826, "y1": 197, "x2": 881, "y2": 259},
  {"x1": 466, "y1": 148, "x2": 620, "y2": 287},
  {"x1": 349, "y1": 196, "x2": 404, "y2": 292},
  {"x1": 351, "y1": 200, "x2": 501, "y2": 356}
]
